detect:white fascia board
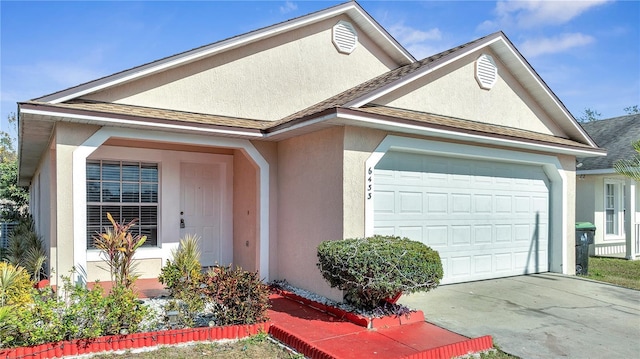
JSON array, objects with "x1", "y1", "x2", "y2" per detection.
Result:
[
  {"x1": 346, "y1": 8, "x2": 415, "y2": 64},
  {"x1": 493, "y1": 39, "x2": 597, "y2": 148},
  {"x1": 335, "y1": 112, "x2": 607, "y2": 158},
  {"x1": 264, "y1": 113, "x2": 337, "y2": 138},
  {"x1": 21, "y1": 108, "x2": 264, "y2": 138},
  {"x1": 577, "y1": 168, "x2": 617, "y2": 175},
  {"x1": 41, "y1": 3, "x2": 412, "y2": 104},
  {"x1": 344, "y1": 36, "x2": 504, "y2": 108}
]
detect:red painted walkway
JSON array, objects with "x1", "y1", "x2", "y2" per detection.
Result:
[
  {"x1": 91, "y1": 279, "x2": 493, "y2": 359},
  {"x1": 267, "y1": 294, "x2": 493, "y2": 359}
]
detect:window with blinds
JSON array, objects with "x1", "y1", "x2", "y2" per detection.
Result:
[{"x1": 86, "y1": 160, "x2": 159, "y2": 248}]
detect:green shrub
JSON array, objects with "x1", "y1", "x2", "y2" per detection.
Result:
[
  {"x1": 0, "y1": 262, "x2": 33, "y2": 307},
  {"x1": 60, "y1": 278, "x2": 108, "y2": 339},
  {"x1": 200, "y1": 265, "x2": 270, "y2": 326},
  {"x1": 102, "y1": 284, "x2": 149, "y2": 335},
  {"x1": 317, "y1": 235, "x2": 443, "y2": 310},
  {"x1": 0, "y1": 273, "x2": 151, "y2": 348},
  {"x1": 4, "y1": 216, "x2": 47, "y2": 281},
  {"x1": 159, "y1": 234, "x2": 202, "y2": 296}
]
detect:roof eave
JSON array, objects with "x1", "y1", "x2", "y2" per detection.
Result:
[
  {"x1": 19, "y1": 103, "x2": 265, "y2": 138},
  {"x1": 577, "y1": 168, "x2": 618, "y2": 175},
  {"x1": 265, "y1": 107, "x2": 607, "y2": 157}
]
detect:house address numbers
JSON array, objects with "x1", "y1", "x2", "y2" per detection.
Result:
[{"x1": 367, "y1": 167, "x2": 373, "y2": 200}]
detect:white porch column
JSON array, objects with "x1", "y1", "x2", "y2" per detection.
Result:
[{"x1": 624, "y1": 178, "x2": 638, "y2": 259}]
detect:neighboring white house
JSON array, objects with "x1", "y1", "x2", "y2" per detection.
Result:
[
  {"x1": 576, "y1": 114, "x2": 640, "y2": 260},
  {"x1": 18, "y1": 2, "x2": 605, "y2": 300}
]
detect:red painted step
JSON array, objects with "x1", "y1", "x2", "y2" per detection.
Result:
[{"x1": 267, "y1": 293, "x2": 493, "y2": 359}]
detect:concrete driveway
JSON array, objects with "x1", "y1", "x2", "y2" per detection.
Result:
[{"x1": 399, "y1": 273, "x2": 640, "y2": 358}]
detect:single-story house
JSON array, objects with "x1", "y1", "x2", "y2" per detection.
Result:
[
  {"x1": 18, "y1": 2, "x2": 605, "y2": 300},
  {"x1": 576, "y1": 114, "x2": 640, "y2": 259}
]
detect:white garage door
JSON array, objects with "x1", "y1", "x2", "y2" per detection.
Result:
[{"x1": 373, "y1": 152, "x2": 549, "y2": 284}]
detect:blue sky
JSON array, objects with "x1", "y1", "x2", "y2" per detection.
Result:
[{"x1": 1, "y1": 0, "x2": 638, "y2": 138}]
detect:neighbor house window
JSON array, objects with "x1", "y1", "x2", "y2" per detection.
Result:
[
  {"x1": 604, "y1": 180, "x2": 625, "y2": 237},
  {"x1": 87, "y1": 160, "x2": 158, "y2": 248}
]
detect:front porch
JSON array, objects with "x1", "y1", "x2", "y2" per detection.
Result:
[{"x1": 36, "y1": 124, "x2": 272, "y2": 288}]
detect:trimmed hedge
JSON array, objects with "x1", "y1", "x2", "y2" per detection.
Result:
[{"x1": 317, "y1": 235, "x2": 443, "y2": 310}]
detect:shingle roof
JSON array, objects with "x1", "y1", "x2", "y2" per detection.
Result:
[
  {"x1": 269, "y1": 32, "x2": 498, "y2": 129},
  {"x1": 22, "y1": 100, "x2": 270, "y2": 130},
  {"x1": 22, "y1": 95, "x2": 606, "y2": 159},
  {"x1": 21, "y1": 99, "x2": 598, "y2": 153},
  {"x1": 579, "y1": 114, "x2": 640, "y2": 170},
  {"x1": 348, "y1": 105, "x2": 597, "y2": 150}
]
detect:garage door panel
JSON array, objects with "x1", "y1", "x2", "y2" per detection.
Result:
[
  {"x1": 451, "y1": 226, "x2": 472, "y2": 245},
  {"x1": 474, "y1": 226, "x2": 492, "y2": 243},
  {"x1": 399, "y1": 191, "x2": 423, "y2": 213},
  {"x1": 474, "y1": 255, "x2": 493, "y2": 274},
  {"x1": 374, "y1": 153, "x2": 550, "y2": 284},
  {"x1": 398, "y1": 226, "x2": 423, "y2": 240},
  {"x1": 495, "y1": 253, "x2": 513, "y2": 272},
  {"x1": 452, "y1": 194, "x2": 472, "y2": 213}
]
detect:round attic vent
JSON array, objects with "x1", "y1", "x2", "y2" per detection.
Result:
[
  {"x1": 332, "y1": 21, "x2": 358, "y2": 54},
  {"x1": 475, "y1": 54, "x2": 498, "y2": 90}
]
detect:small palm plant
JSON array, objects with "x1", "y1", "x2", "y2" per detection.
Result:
[
  {"x1": 172, "y1": 234, "x2": 202, "y2": 280},
  {"x1": 92, "y1": 213, "x2": 147, "y2": 289},
  {"x1": 5, "y1": 216, "x2": 47, "y2": 281},
  {"x1": 614, "y1": 140, "x2": 640, "y2": 181},
  {"x1": 159, "y1": 234, "x2": 202, "y2": 294}
]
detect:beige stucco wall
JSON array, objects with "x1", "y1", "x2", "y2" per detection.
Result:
[
  {"x1": 342, "y1": 127, "x2": 386, "y2": 238},
  {"x1": 53, "y1": 123, "x2": 101, "y2": 286},
  {"x1": 83, "y1": 15, "x2": 397, "y2": 121},
  {"x1": 276, "y1": 127, "x2": 345, "y2": 301},
  {"x1": 233, "y1": 150, "x2": 258, "y2": 272},
  {"x1": 375, "y1": 49, "x2": 565, "y2": 137}
]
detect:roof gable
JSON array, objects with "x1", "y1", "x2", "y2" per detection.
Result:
[
  {"x1": 272, "y1": 32, "x2": 598, "y2": 148},
  {"x1": 34, "y1": 1, "x2": 414, "y2": 105}
]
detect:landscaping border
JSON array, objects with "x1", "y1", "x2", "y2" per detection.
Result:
[
  {"x1": 272, "y1": 288, "x2": 425, "y2": 329},
  {"x1": 0, "y1": 323, "x2": 271, "y2": 359}
]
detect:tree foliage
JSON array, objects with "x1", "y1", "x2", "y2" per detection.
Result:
[
  {"x1": 578, "y1": 108, "x2": 602, "y2": 123},
  {"x1": 0, "y1": 114, "x2": 28, "y2": 221},
  {"x1": 624, "y1": 105, "x2": 640, "y2": 114},
  {"x1": 614, "y1": 140, "x2": 640, "y2": 181}
]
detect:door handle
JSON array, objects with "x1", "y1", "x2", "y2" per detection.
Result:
[{"x1": 180, "y1": 218, "x2": 185, "y2": 228}]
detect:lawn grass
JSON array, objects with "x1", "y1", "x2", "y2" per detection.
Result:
[
  {"x1": 584, "y1": 256, "x2": 640, "y2": 290},
  {"x1": 92, "y1": 333, "x2": 303, "y2": 359},
  {"x1": 456, "y1": 345, "x2": 520, "y2": 359}
]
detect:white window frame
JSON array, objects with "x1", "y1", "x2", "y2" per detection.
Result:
[
  {"x1": 86, "y1": 160, "x2": 160, "y2": 249},
  {"x1": 604, "y1": 179, "x2": 625, "y2": 239}
]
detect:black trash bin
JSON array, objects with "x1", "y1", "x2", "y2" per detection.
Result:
[{"x1": 575, "y1": 222, "x2": 596, "y2": 275}]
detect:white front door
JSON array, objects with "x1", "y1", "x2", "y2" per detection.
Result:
[{"x1": 180, "y1": 162, "x2": 232, "y2": 267}]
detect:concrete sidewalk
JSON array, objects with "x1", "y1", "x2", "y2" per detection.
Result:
[{"x1": 400, "y1": 273, "x2": 640, "y2": 358}]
